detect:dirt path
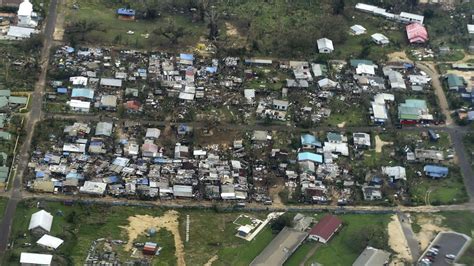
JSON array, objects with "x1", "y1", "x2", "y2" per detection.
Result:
[
  {"x1": 53, "y1": 0, "x2": 66, "y2": 41},
  {"x1": 120, "y1": 210, "x2": 186, "y2": 266},
  {"x1": 204, "y1": 255, "x2": 218, "y2": 266},
  {"x1": 388, "y1": 215, "x2": 412, "y2": 263},
  {"x1": 225, "y1": 22, "x2": 246, "y2": 48},
  {"x1": 415, "y1": 214, "x2": 448, "y2": 251},
  {"x1": 269, "y1": 184, "x2": 285, "y2": 209},
  {"x1": 375, "y1": 135, "x2": 392, "y2": 153}
]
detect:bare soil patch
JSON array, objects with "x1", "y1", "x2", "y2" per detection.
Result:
[
  {"x1": 375, "y1": 135, "x2": 392, "y2": 153},
  {"x1": 388, "y1": 215, "x2": 412, "y2": 262}
]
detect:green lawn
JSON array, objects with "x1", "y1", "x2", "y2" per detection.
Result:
[
  {"x1": 284, "y1": 241, "x2": 318, "y2": 266},
  {"x1": 409, "y1": 170, "x2": 468, "y2": 205},
  {"x1": 322, "y1": 99, "x2": 368, "y2": 127},
  {"x1": 1, "y1": 200, "x2": 172, "y2": 265},
  {"x1": 178, "y1": 210, "x2": 270, "y2": 266},
  {"x1": 301, "y1": 214, "x2": 391, "y2": 266},
  {"x1": 65, "y1": 0, "x2": 207, "y2": 50},
  {"x1": 440, "y1": 211, "x2": 474, "y2": 265}
]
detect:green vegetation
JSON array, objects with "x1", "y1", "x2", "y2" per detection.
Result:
[
  {"x1": 284, "y1": 241, "x2": 318, "y2": 266},
  {"x1": 322, "y1": 99, "x2": 368, "y2": 127},
  {"x1": 303, "y1": 214, "x2": 390, "y2": 266},
  {"x1": 441, "y1": 211, "x2": 474, "y2": 265},
  {"x1": 2, "y1": 200, "x2": 172, "y2": 265},
  {"x1": 178, "y1": 209, "x2": 270, "y2": 266}
]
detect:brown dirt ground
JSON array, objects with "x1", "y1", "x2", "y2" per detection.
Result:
[
  {"x1": 415, "y1": 214, "x2": 449, "y2": 251},
  {"x1": 120, "y1": 210, "x2": 186, "y2": 266},
  {"x1": 388, "y1": 51, "x2": 412, "y2": 63},
  {"x1": 388, "y1": 215, "x2": 412, "y2": 263},
  {"x1": 375, "y1": 135, "x2": 392, "y2": 153}
]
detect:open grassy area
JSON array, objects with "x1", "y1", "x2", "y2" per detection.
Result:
[
  {"x1": 322, "y1": 99, "x2": 368, "y2": 127},
  {"x1": 65, "y1": 0, "x2": 207, "y2": 50},
  {"x1": 299, "y1": 214, "x2": 391, "y2": 266},
  {"x1": 177, "y1": 209, "x2": 270, "y2": 266},
  {"x1": 1, "y1": 200, "x2": 173, "y2": 265},
  {"x1": 284, "y1": 241, "x2": 318, "y2": 266},
  {"x1": 440, "y1": 211, "x2": 474, "y2": 265}
]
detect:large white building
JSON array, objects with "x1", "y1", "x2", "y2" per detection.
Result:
[{"x1": 17, "y1": 0, "x2": 37, "y2": 27}]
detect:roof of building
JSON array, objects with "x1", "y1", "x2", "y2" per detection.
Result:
[
  {"x1": 18, "y1": 0, "x2": 33, "y2": 16},
  {"x1": 352, "y1": 246, "x2": 391, "y2": 266},
  {"x1": 117, "y1": 8, "x2": 135, "y2": 16},
  {"x1": 173, "y1": 185, "x2": 193, "y2": 197},
  {"x1": 371, "y1": 33, "x2": 389, "y2": 43},
  {"x1": 406, "y1": 23, "x2": 428, "y2": 43},
  {"x1": 100, "y1": 78, "x2": 122, "y2": 87},
  {"x1": 350, "y1": 24, "x2": 367, "y2": 34},
  {"x1": 71, "y1": 88, "x2": 94, "y2": 99},
  {"x1": 301, "y1": 134, "x2": 322, "y2": 147},
  {"x1": 36, "y1": 234, "x2": 64, "y2": 249},
  {"x1": 28, "y1": 210, "x2": 53, "y2": 232},
  {"x1": 309, "y1": 215, "x2": 342, "y2": 240},
  {"x1": 468, "y1": 24, "x2": 474, "y2": 34},
  {"x1": 100, "y1": 95, "x2": 118, "y2": 107},
  {"x1": 20, "y1": 252, "x2": 53, "y2": 265},
  {"x1": 317, "y1": 38, "x2": 334, "y2": 51},
  {"x1": 400, "y1": 12, "x2": 424, "y2": 24},
  {"x1": 298, "y1": 152, "x2": 323, "y2": 163},
  {"x1": 250, "y1": 227, "x2": 308, "y2": 266},
  {"x1": 382, "y1": 166, "x2": 406, "y2": 180},
  {"x1": 95, "y1": 122, "x2": 113, "y2": 136},
  {"x1": 80, "y1": 181, "x2": 107, "y2": 195},
  {"x1": 7, "y1": 26, "x2": 36, "y2": 38},
  {"x1": 350, "y1": 59, "x2": 374, "y2": 68},
  {"x1": 424, "y1": 165, "x2": 449, "y2": 176},
  {"x1": 447, "y1": 74, "x2": 466, "y2": 88}
]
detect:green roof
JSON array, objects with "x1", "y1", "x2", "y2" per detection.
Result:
[
  {"x1": 0, "y1": 97, "x2": 8, "y2": 108},
  {"x1": 403, "y1": 99, "x2": 427, "y2": 109},
  {"x1": 0, "y1": 131, "x2": 11, "y2": 140},
  {"x1": 350, "y1": 59, "x2": 374, "y2": 67},
  {"x1": 446, "y1": 74, "x2": 465, "y2": 88}
]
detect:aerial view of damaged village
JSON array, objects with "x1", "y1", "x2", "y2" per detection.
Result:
[{"x1": 1, "y1": 0, "x2": 474, "y2": 265}]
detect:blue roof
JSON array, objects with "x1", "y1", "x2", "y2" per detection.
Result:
[
  {"x1": 180, "y1": 54, "x2": 194, "y2": 61},
  {"x1": 57, "y1": 87, "x2": 68, "y2": 94},
  {"x1": 71, "y1": 88, "x2": 94, "y2": 99},
  {"x1": 108, "y1": 176, "x2": 120, "y2": 184},
  {"x1": 297, "y1": 152, "x2": 323, "y2": 163},
  {"x1": 301, "y1": 134, "x2": 322, "y2": 147},
  {"x1": 35, "y1": 171, "x2": 45, "y2": 178},
  {"x1": 206, "y1": 66, "x2": 217, "y2": 73},
  {"x1": 117, "y1": 8, "x2": 135, "y2": 16},
  {"x1": 137, "y1": 178, "x2": 149, "y2": 185},
  {"x1": 66, "y1": 172, "x2": 84, "y2": 180},
  {"x1": 424, "y1": 165, "x2": 449, "y2": 177}
]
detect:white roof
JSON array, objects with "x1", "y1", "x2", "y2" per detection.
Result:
[
  {"x1": 18, "y1": 0, "x2": 33, "y2": 16},
  {"x1": 37, "y1": 234, "x2": 64, "y2": 249},
  {"x1": 355, "y1": 3, "x2": 380, "y2": 12},
  {"x1": 356, "y1": 64, "x2": 376, "y2": 75},
  {"x1": 350, "y1": 24, "x2": 367, "y2": 34},
  {"x1": 244, "y1": 89, "x2": 255, "y2": 100},
  {"x1": 68, "y1": 99, "x2": 90, "y2": 109},
  {"x1": 28, "y1": 210, "x2": 53, "y2": 232},
  {"x1": 7, "y1": 26, "x2": 36, "y2": 38},
  {"x1": 318, "y1": 78, "x2": 338, "y2": 88},
  {"x1": 100, "y1": 78, "x2": 122, "y2": 87},
  {"x1": 400, "y1": 12, "x2": 424, "y2": 23},
  {"x1": 372, "y1": 33, "x2": 389, "y2": 43},
  {"x1": 317, "y1": 38, "x2": 334, "y2": 51},
  {"x1": 238, "y1": 225, "x2": 253, "y2": 234},
  {"x1": 178, "y1": 92, "x2": 195, "y2": 101},
  {"x1": 145, "y1": 128, "x2": 161, "y2": 139},
  {"x1": 80, "y1": 181, "x2": 107, "y2": 195},
  {"x1": 374, "y1": 93, "x2": 394, "y2": 105},
  {"x1": 20, "y1": 252, "x2": 53, "y2": 265},
  {"x1": 311, "y1": 63, "x2": 324, "y2": 77},
  {"x1": 382, "y1": 166, "x2": 407, "y2": 180},
  {"x1": 62, "y1": 143, "x2": 86, "y2": 153},
  {"x1": 69, "y1": 76, "x2": 88, "y2": 86},
  {"x1": 323, "y1": 142, "x2": 349, "y2": 156},
  {"x1": 468, "y1": 24, "x2": 474, "y2": 34},
  {"x1": 372, "y1": 103, "x2": 388, "y2": 120}
]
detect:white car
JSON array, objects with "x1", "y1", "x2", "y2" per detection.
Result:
[{"x1": 445, "y1": 254, "x2": 456, "y2": 260}]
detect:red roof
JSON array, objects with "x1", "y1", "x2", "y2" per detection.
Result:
[
  {"x1": 406, "y1": 23, "x2": 428, "y2": 43},
  {"x1": 309, "y1": 215, "x2": 342, "y2": 241}
]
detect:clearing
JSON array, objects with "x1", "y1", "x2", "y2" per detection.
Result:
[
  {"x1": 121, "y1": 211, "x2": 185, "y2": 266},
  {"x1": 387, "y1": 215, "x2": 412, "y2": 263},
  {"x1": 375, "y1": 135, "x2": 393, "y2": 153}
]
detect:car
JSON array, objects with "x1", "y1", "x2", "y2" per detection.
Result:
[
  {"x1": 445, "y1": 254, "x2": 456, "y2": 260},
  {"x1": 433, "y1": 244, "x2": 441, "y2": 249}
]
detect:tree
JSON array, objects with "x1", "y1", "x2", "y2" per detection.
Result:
[
  {"x1": 154, "y1": 19, "x2": 186, "y2": 45},
  {"x1": 332, "y1": 0, "x2": 345, "y2": 15},
  {"x1": 207, "y1": 6, "x2": 220, "y2": 40},
  {"x1": 271, "y1": 214, "x2": 292, "y2": 233},
  {"x1": 66, "y1": 19, "x2": 101, "y2": 41}
]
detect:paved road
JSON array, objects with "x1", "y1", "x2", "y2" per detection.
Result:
[
  {"x1": 397, "y1": 213, "x2": 421, "y2": 261},
  {"x1": 419, "y1": 232, "x2": 472, "y2": 265},
  {"x1": 0, "y1": 0, "x2": 59, "y2": 255}
]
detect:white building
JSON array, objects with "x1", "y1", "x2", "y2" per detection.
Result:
[
  {"x1": 20, "y1": 252, "x2": 53, "y2": 266},
  {"x1": 350, "y1": 24, "x2": 367, "y2": 35},
  {"x1": 317, "y1": 38, "x2": 334, "y2": 53},
  {"x1": 80, "y1": 181, "x2": 107, "y2": 195},
  {"x1": 371, "y1": 33, "x2": 389, "y2": 45},
  {"x1": 7, "y1": 26, "x2": 36, "y2": 39},
  {"x1": 28, "y1": 210, "x2": 53, "y2": 235},
  {"x1": 36, "y1": 234, "x2": 64, "y2": 250},
  {"x1": 18, "y1": 0, "x2": 37, "y2": 27}
]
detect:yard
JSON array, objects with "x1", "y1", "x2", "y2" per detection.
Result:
[
  {"x1": 321, "y1": 98, "x2": 369, "y2": 127},
  {"x1": 287, "y1": 214, "x2": 391, "y2": 266}
]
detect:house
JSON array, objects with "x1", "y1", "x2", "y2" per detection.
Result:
[
  {"x1": 353, "y1": 246, "x2": 391, "y2": 266},
  {"x1": 173, "y1": 185, "x2": 193, "y2": 198},
  {"x1": 68, "y1": 99, "x2": 90, "y2": 113},
  {"x1": 28, "y1": 210, "x2": 53, "y2": 235},
  {"x1": 382, "y1": 166, "x2": 406, "y2": 182},
  {"x1": 301, "y1": 134, "x2": 322, "y2": 149},
  {"x1": 36, "y1": 234, "x2": 64, "y2": 250},
  {"x1": 350, "y1": 24, "x2": 367, "y2": 35},
  {"x1": 318, "y1": 78, "x2": 338, "y2": 90},
  {"x1": 311, "y1": 63, "x2": 328, "y2": 77},
  {"x1": 424, "y1": 165, "x2": 449, "y2": 179},
  {"x1": 142, "y1": 141, "x2": 159, "y2": 157},
  {"x1": 125, "y1": 100, "x2": 142, "y2": 113},
  {"x1": 371, "y1": 33, "x2": 389, "y2": 45},
  {"x1": 298, "y1": 152, "x2": 323, "y2": 164},
  {"x1": 353, "y1": 133, "x2": 371, "y2": 148},
  {"x1": 446, "y1": 74, "x2": 466, "y2": 91},
  {"x1": 100, "y1": 95, "x2": 118, "y2": 110},
  {"x1": 362, "y1": 185, "x2": 382, "y2": 201},
  {"x1": 308, "y1": 215, "x2": 342, "y2": 243},
  {"x1": 145, "y1": 128, "x2": 161, "y2": 139},
  {"x1": 100, "y1": 78, "x2": 122, "y2": 89},
  {"x1": 317, "y1": 38, "x2": 334, "y2": 53},
  {"x1": 117, "y1": 8, "x2": 135, "y2": 20},
  {"x1": 399, "y1": 12, "x2": 424, "y2": 24},
  {"x1": 273, "y1": 99, "x2": 289, "y2": 110},
  {"x1": 250, "y1": 227, "x2": 308, "y2": 266},
  {"x1": 237, "y1": 225, "x2": 252, "y2": 237},
  {"x1": 7, "y1": 26, "x2": 36, "y2": 39},
  {"x1": 415, "y1": 149, "x2": 444, "y2": 162},
  {"x1": 406, "y1": 23, "x2": 428, "y2": 43},
  {"x1": 71, "y1": 88, "x2": 94, "y2": 100},
  {"x1": 79, "y1": 181, "x2": 107, "y2": 195},
  {"x1": 327, "y1": 132, "x2": 345, "y2": 143},
  {"x1": 386, "y1": 70, "x2": 406, "y2": 90},
  {"x1": 20, "y1": 252, "x2": 53, "y2": 266},
  {"x1": 398, "y1": 99, "x2": 433, "y2": 124},
  {"x1": 95, "y1": 122, "x2": 113, "y2": 137},
  {"x1": 17, "y1": 0, "x2": 36, "y2": 27}
]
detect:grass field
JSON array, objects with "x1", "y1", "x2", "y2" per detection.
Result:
[
  {"x1": 322, "y1": 99, "x2": 368, "y2": 127},
  {"x1": 287, "y1": 214, "x2": 391, "y2": 266},
  {"x1": 178, "y1": 210, "x2": 271, "y2": 266},
  {"x1": 65, "y1": 0, "x2": 207, "y2": 50}
]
